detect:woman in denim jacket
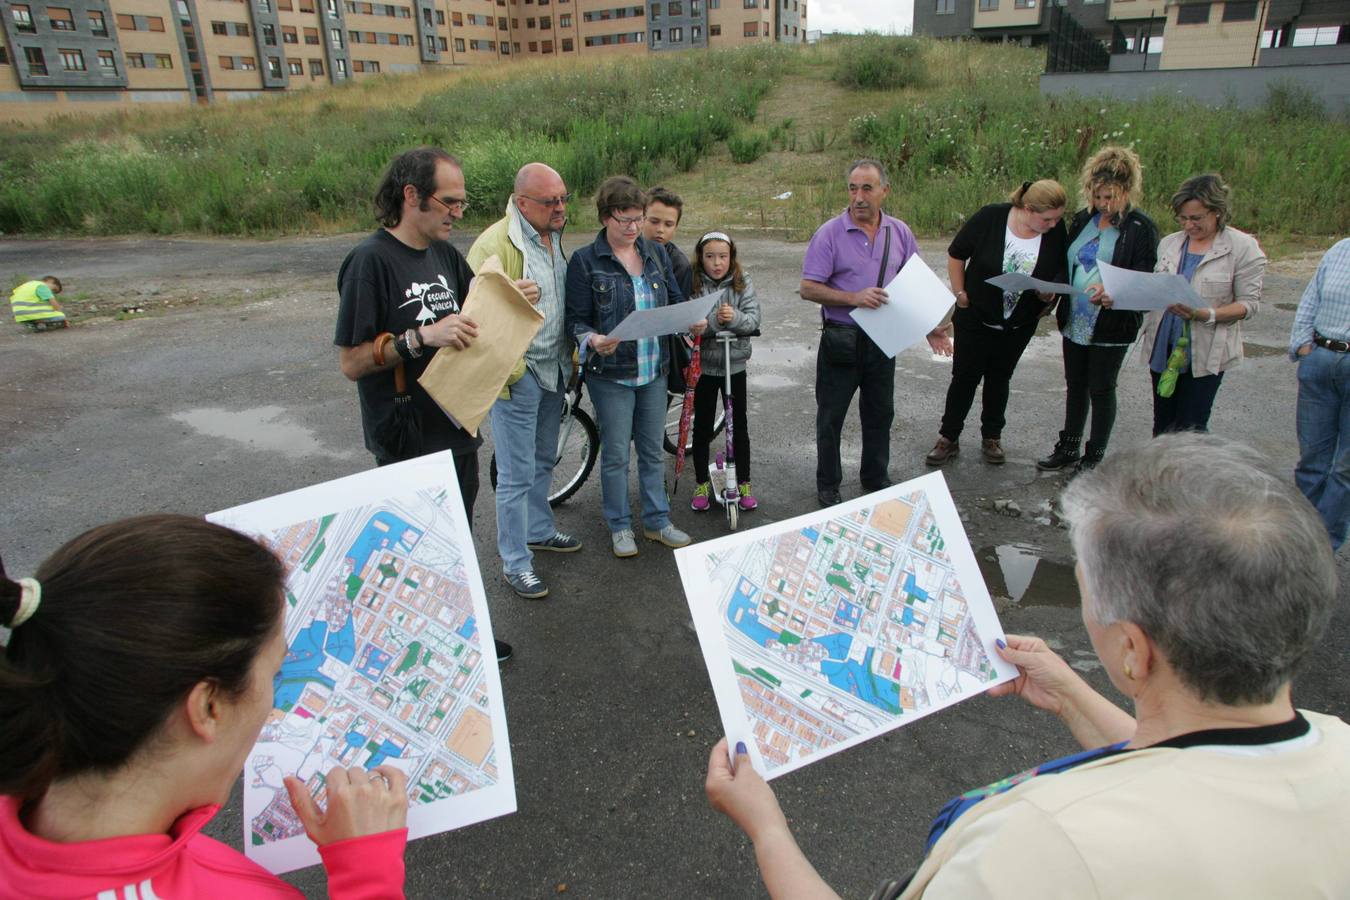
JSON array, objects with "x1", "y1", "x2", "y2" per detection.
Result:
[{"x1": 564, "y1": 176, "x2": 707, "y2": 559}]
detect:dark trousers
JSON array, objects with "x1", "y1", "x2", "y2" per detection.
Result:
[
  {"x1": 379, "y1": 449, "x2": 479, "y2": 522},
  {"x1": 1151, "y1": 369, "x2": 1224, "y2": 436},
  {"x1": 816, "y1": 324, "x2": 895, "y2": 491},
  {"x1": 693, "y1": 369, "x2": 751, "y2": 483},
  {"x1": 940, "y1": 314, "x2": 1037, "y2": 441},
  {"x1": 1061, "y1": 338, "x2": 1130, "y2": 454}
]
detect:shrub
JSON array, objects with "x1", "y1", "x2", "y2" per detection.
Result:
[
  {"x1": 727, "y1": 130, "x2": 771, "y2": 164},
  {"x1": 832, "y1": 34, "x2": 928, "y2": 92}
]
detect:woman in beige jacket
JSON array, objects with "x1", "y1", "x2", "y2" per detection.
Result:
[{"x1": 1136, "y1": 173, "x2": 1266, "y2": 435}]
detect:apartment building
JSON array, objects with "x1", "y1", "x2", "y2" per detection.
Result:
[
  {"x1": 0, "y1": 0, "x2": 804, "y2": 120},
  {"x1": 913, "y1": 0, "x2": 1346, "y2": 72}
]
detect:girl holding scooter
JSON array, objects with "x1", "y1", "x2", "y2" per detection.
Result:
[{"x1": 690, "y1": 231, "x2": 761, "y2": 513}]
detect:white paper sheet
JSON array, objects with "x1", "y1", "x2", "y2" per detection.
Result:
[
  {"x1": 607, "y1": 290, "x2": 723, "y2": 342},
  {"x1": 675, "y1": 472, "x2": 1017, "y2": 781},
  {"x1": 849, "y1": 254, "x2": 954, "y2": 359},
  {"x1": 1097, "y1": 260, "x2": 1204, "y2": 311},
  {"x1": 208, "y1": 451, "x2": 515, "y2": 875},
  {"x1": 985, "y1": 271, "x2": 1079, "y2": 297}
]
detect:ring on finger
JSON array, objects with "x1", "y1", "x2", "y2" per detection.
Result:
[{"x1": 369, "y1": 772, "x2": 390, "y2": 788}]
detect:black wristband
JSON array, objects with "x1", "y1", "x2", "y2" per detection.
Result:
[{"x1": 393, "y1": 334, "x2": 414, "y2": 362}]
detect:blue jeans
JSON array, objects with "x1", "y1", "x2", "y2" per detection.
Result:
[
  {"x1": 1295, "y1": 346, "x2": 1350, "y2": 549},
  {"x1": 588, "y1": 376, "x2": 671, "y2": 533},
  {"x1": 491, "y1": 370, "x2": 562, "y2": 574}
]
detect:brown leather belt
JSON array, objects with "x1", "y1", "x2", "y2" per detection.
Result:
[{"x1": 1314, "y1": 332, "x2": 1350, "y2": 353}]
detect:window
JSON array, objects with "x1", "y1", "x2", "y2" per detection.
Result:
[
  {"x1": 299, "y1": 0, "x2": 314, "y2": 11},
  {"x1": 58, "y1": 48, "x2": 83, "y2": 69},
  {"x1": 670, "y1": 25, "x2": 681, "y2": 40},
  {"x1": 147, "y1": 15, "x2": 165, "y2": 30},
  {"x1": 1176, "y1": 3, "x2": 1209, "y2": 24},
  {"x1": 263, "y1": 23, "x2": 277, "y2": 44},
  {"x1": 348, "y1": 30, "x2": 360, "y2": 42},
  {"x1": 288, "y1": 57, "x2": 303, "y2": 73},
  {"x1": 278, "y1": 0, "x2": 292, "y2": 9},
  {"x1": 561, "y1": 36, "x2": 572, "y2": 49},
  {"x1": 12, "y1": 5, "x2": 34, "y2": 33},
  {"x1": 651, "y1": 28, "x2": 660, "y2": 40},
  {"x1": 935, "y1": 0, "x2": 954, "y2": 13},
  {"x1": 239, "y1": 55, "x2": 256, "y2": 68},
  {"x1": 1014, "y1": 0, "x2": 1034, "y2": 8},
  {"x1": 212, "y1": 20, "x2": 228, "y2": 34},
  {"x1": 512, "y1": 17, "x2": 518, "y2": 26},
  {"x1": 526, "y1": 16, "x2": 535, "y2": 25},
  {"x1": 436, "y1": 10, "x2": 444, "y2": 23},
  {"x1": 25, "y1": 46, "x2": 47, "y2": 74},
  {"x1": 266, "y1": 56, "x2": 282, "y2": 76},
  {"x1": 259, "y1": 0, "x2": 271, "y2": 9},
  {"x1": 692, "y1": 0, "x2": 700, "y2": 11},
  {"x1": 304, "y1": 26, "x2": 319, "y2": 43},
  {"x1": 438, "y1": 36, "x2": 446, "y2": 48},
  {"x1": 669, "y1": 0, "x2": 682, "y2": 13},
  {"x1": 116, "y1": 13, "x2": 136, "y2": 29},
  {"x1": 1220, "y1": 0, "x2": 1255, "y2": 20},
  {"x1": 709, "y1": 22, "x2": 720, "y2": 34},
  {"x1": 219, "y1": 55, "x2": 235, "y2": 68},
  {"x1": 48, "y1": 7, "x2": 75, "y2": 30},
  {"x1": 399, "y1": 32, "x2": 412, "y2": 43},
  {"x1": 743, "y1": 0, "x2": 756, "y2": 7},
  {"x1": 454, "y1": 37, "x2": 465, "y2": 50},
  {"x1": 98, "y1": 49, "x2": 116, "y2": 71},
  {"x1": 559, "y1": 13, "x2": 570, "y2": 25},
  {"x1": 540, "y1": 14, "x2": 550, "y2": 27},
  {"x1": 691, "y1": 24, "x2": 700, "y2": 38},
  {"x1": 309, "y1": 57, "x2": 323, "y2": 74},
  {"x1": 542, "y1": 38, "x2": 552, "y2": 50},
  {"x1": 283, "y1": 25, "x2": 297, "y2": 42},
  {"x1": 126, "y1": 52, "x2": 145, "y2": 67},
  {"x1": 155, "y1": 53, "x2": 173, "y2": 67},
  {"x1": 527, "y1": 39, "x2": 536, "y2": 49},
  {"x1": 742, "y1": 20, "x2": 756, "y2": 35},
  {"x1": 335, "y1": 57, "x2": 347, "y2": 76},
  {"x1": 497, "y1": 15, "x2": 506, "y2": 27},
  {"x1": 651, "y1": 2, "x2": 661, "y2": 15},
  {"x1": 1293, "y1": 25, "x2": 1342, "y2": 46},
  {"x1": 330, "y1": 27, "x2": 343, "y2": 45},
  {"x1": 709, "y1": 0, "x2": 719, "y2": 6}
]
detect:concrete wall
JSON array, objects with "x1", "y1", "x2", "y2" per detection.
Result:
[{"x1": 1041, "y1": 62, "x2": 1350, "y2": 115}]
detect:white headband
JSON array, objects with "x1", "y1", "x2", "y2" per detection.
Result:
[
  {"x1": 699, "y1": 231, "x2": 732, "y2": 247},
  {"x1": 11, "y1": 578, "x2": 41, "y2": 628}
]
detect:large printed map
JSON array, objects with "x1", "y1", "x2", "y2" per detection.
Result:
[
  {"x1": 209, "y1": 453, "x2": 514, "y2": 874},
  {"x1": 677, "y1": 472, "x2": 1014, "y2": 779}
]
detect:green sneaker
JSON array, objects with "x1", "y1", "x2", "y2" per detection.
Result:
[{"x1": 691, "y1": 482, "x2": 712, "y2": 512}]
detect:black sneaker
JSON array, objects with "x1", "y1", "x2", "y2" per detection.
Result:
[
  {"x1": 495, "y1": 639, "x2": 513, "y2": 662},
  {"x1": 527, "y1": 531, "x2": 582, "y2": 553},
  {"x1": 505, "y1": 569, "x2": 549, "y2": 600},
  {"x1": 817, "y1": 488, "x2": 842, "y2": 508}
]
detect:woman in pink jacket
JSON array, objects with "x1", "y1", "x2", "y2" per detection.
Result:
[{"x1": 0, "y1": 515, "x2": 409, "y2": 899}]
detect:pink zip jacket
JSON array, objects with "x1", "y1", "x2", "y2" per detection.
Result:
[{"x1": 0, "y1": 795, "x2": 407, "y2": 899}]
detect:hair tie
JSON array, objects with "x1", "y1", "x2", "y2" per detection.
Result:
[
  {"x1": 699, "y1": 231, "x2": 732, "y2": 246},
  {"x1": 11, "y1": 578, "x2": 41, "y2": 628}
]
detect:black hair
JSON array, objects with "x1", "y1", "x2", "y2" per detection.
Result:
[
  {"x1": 644, "y1": 186, "x2": 684, "y2": 222},
  {"x1": 0, "y1": 515, "x2": 285, "y2": 801},
  {"x1": 373, "y1": 146, "x2": 460, "y2": 228}
]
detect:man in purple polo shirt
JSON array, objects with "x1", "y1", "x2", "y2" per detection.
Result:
[{"x1": 801, "y1": 159, "x2": 951, "y2": 507}]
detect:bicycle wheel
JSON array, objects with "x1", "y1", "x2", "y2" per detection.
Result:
[
  {"x1": 548, "y1": 405, "x2": 598, "y2": 506},
  {"x1": 664, "y1": 391, "x2": 725, "y2": 456},
  {"x1": 487, "y1": 405, "x2": 599, "y2": 507}
]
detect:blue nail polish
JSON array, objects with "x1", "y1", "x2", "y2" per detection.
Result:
[
  {"x1": 735, "y1": 741, "x2": 747, "y2": 756},
  {"x1": 995, "y1": 638, "x2": 1007, "y2": 650}
]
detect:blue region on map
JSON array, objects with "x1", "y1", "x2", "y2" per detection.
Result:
[
  {"x1": 275, "y1": 621, "x2": 336, "y2": 711},
  {"x1": 820, "y1": 646, "x2": 901, "y2": 714},
  {"x1": 346, "y1": 511, "x2": 419, "y2": 572},
  {"x1": 728, "y1": 590, "x2": 779, "y2": 646},
  {"x1": 343, "y1": 731, "x2": 404, "y2": 768},
  {"x1": 327, "y1": 616, "x2": 356, "y2": 665},
  {"x1": 457, "y1": 616, "x2": 477, "y2": 640},
  {"x1": 903, "y1": 571, "x2": 929, "y2": 604},
  {"x1": 357, "y1": 644, "x2": 393, "y2": 680}
]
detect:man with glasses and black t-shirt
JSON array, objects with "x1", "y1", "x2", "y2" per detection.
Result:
[{"x1": 335, "y1": 146, "x2": 539, "y2": 663}]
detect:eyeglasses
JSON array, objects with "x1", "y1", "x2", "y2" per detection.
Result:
[
  {"x1": 611, "y1": 214, "x2": 643, "y2": 227},
  {"x1": 521, "y1": 192, "x2": 573, "y2": 207},
  {"x1": 428, "y1": 193, "x2": 470, "y2": 214},
  {"x1": 1175, "y1": 213, "x2": 1212, "y2": 224}
]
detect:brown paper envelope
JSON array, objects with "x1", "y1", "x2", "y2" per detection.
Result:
[{"x1": 418, "y1": 255, "x2": 545, "y2": 436}]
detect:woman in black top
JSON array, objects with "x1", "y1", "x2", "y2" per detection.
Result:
[
  {"x1": 1037, "y1": 147, "x2": 1159, "y2": 474},
  {"x1": 927, "y1": 180, "x2": 1069, "y2": 466}
]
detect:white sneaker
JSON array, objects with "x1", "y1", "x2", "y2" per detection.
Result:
[
  {"x1": 643, "y1": 524, "x2": 691, "y2": 548},
  {"x1": 611, "y1": 529, "x2": 638, "y2": 558}
]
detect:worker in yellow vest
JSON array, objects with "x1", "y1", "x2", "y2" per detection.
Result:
[{"x1": 11, "y1": 276, "x2": 66, "y2": 331}]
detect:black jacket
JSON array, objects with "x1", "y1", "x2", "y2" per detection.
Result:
[
  {"x1": 948, "y1": 203, "x2": 1069, "y2": 331},
  {"x1": 1055, "y1": 207, "x2": 1160, "y2": 345}
]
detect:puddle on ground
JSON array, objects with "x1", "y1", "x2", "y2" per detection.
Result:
[
  {"x1": 976, "y1": 543, "x2": 1081, "y2": 608},
  {"x1": 173, "y1": 406, "x2": 353, "y2": 458},
  {"x1": 1242, "y1": 342, "x2": 1285, "y2": 358},
  {"x1": 755, "y1": 342, "x2": 815, "y2": 369},
  {"x1": 748, "y1": 372, "x2": 796, "y2": 389}
]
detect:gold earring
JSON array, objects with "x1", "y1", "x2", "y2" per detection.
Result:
[{"x1": 1123, "y1": 664, "x2": 1134, "y2": 680}]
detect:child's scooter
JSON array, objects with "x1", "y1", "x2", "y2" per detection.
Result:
[{"x1": 707, "y1": 324, "x2": 758, "y2": 531}]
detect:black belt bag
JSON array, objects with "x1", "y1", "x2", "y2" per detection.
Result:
[{"x1": 819, "y1": 221, "x2": 891, "y2": 367}]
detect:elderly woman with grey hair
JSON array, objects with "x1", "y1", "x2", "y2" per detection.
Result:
[
  {"x1": 1136, "y1": 173, "x2": 1266, "y2": 435},
  {"x1": 705, "y1": 433, "x2": 1350, "y2": 899}
]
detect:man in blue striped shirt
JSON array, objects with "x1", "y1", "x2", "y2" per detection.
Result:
[{"x1": 1290, "y1": 238, "x2": 1350, "y2": 549}]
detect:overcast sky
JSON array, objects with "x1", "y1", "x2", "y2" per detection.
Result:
[{"x1": 810, "y1": 0, "x2": 915, "y2": 35}]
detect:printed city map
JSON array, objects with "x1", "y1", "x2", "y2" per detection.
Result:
[
  {"x1": 209, "y1": 452, "x2": 515, "y2": 874},
  {"x1": 676, "y1": 472, "x2": 1015, "y2": 779}
]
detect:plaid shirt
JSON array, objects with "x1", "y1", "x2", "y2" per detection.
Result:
[
  {"x1": 1290, "y1": 239, "x2": 1350, "y2": 360},
  {"x1": 617, "y1": 275, "x2": 659, "y2": 388}
]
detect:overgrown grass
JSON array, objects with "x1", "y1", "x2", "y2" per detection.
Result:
[
  {"x1": 0, "y1": 48, "x2": 787, "y2": 235},
  {"x1": 832, "y1": 33, "x2": 929, "y2": 92}
]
